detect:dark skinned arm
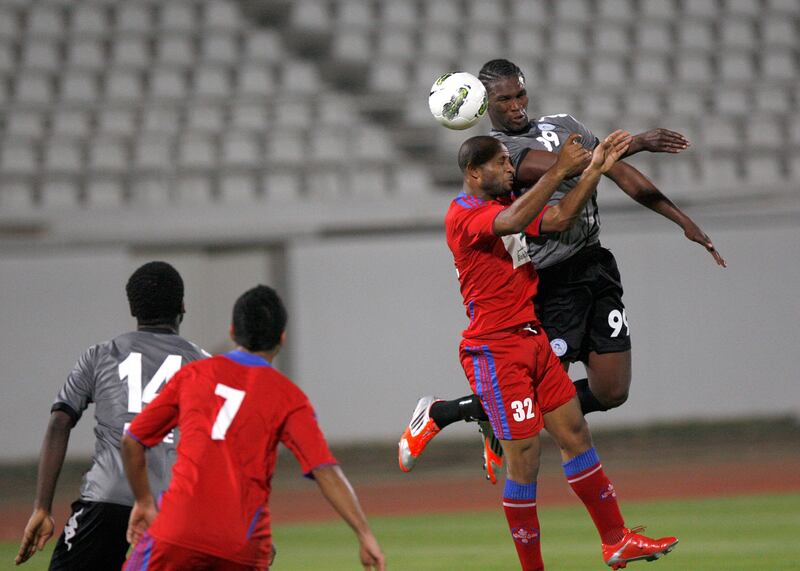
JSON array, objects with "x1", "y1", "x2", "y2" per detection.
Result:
[
  {"x1": 16, "y1": 411, "x2": 73, "y2": 565},
  {"x1": 121, "y1": 435, "x2": 158, "y2": 545},
  {"x1": 604, "y1": 161, "x2": 726, "y2": 267},
  {"x1": 494, "y1": 133, "x2": 589, "y2": 236},
  {"x1": 623, "y1": 128, "x2": 691, "y2": 157}
]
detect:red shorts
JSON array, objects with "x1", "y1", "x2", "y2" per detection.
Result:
[
  {"x1": 123, "y1": 533, "x2": 269, "y2": 571},
  {"x1": 460, "y1": 326, "x2": 576, "y2": 440}
]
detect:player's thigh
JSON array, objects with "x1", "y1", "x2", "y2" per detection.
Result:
[
  {"x1": 586, "y1": 249, "x2": 631, "y2": 358},
  {"x1": 49, "y1": 500, "x2": 130, "y2": 571},
  {"x1": 532, "y1": 333, "x2": 577, "y2": 415},
  {"x1": 536, "y1": 279, "x2": 594, "y2": 363},
  {"x1": 460, "y1": 333, "x2": 543, "y2": 440}
]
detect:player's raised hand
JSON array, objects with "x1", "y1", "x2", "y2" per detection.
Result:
[
  {"x1": 589, "y1": 130, "x2": 632, "y2": 174},
  {"x1": 633, "y1": 127, "x2": 691, "y2": 154},
  {"x1": 15, "y1": 508, "x2": 54, "y2": 565},
  {"x1": 359, "y1": 532, "x2": 386, "y2": 570},
  {"x1": 126, "y1": 498, "x2": 158, "y2": 545},
  {"x1": 683, "y1": 221, "x2": 727, "y2": 267},
  {"x1": 554, "y1": 133, "x2": 591, "y2": 177}
]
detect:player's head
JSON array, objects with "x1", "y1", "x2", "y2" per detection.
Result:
[
  {"x1": 126, "y1": 261, "x2": 185, "y2": 326},
  {"x1": 478, "y1": 59, "x2": 529, "y2": 133},
  {"x1": 458, "y1": 136, "x2": 514, "y2": 196},
  {"x1": 231, "y1": 285, "x2": 287, "y2": 353}
]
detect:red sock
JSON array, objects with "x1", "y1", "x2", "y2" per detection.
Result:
[
  {"x1": 563, "y1": 448, "x2": 625, "y2": 545},
  {"x1": 503, "y1": 479, "x2": 543, "y2": 571}
]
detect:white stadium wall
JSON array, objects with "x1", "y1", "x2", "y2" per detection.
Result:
[{"x1": 0, "y1": 210, "x2": 798, "y2": 459}]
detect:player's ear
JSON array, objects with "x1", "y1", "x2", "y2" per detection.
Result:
[
  {"x1": 229, "y1": 324, "x2": 235, "y2": 343},
  {"x1": 279, "y1": 331, "x2": 287, "y2": 347}
]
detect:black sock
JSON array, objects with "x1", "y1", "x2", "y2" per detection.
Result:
[
  {"x1": 573, "y1": 378, "x2": 609, "y2": 415},
  {"x1": 430, "y1": 394, "x2": 488, "y2": 429}
]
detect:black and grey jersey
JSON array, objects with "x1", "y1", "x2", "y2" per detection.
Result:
[
  {"x1": 52, "y1": 330, "x2": 209, "y2": 506},
  {"x1": 491, "y1": 114, "x2": 601, "y2": 269}
]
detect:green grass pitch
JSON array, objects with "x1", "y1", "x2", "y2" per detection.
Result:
[{"x1": 2, "y1": 493, "x2": 797, "y2": 570}]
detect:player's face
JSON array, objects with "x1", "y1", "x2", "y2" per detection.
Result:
[
  {"x1": 479, "y1": 148, "x2": 515, "y2": 196},
  {"x1": 487, "y1": 76, "x2": 529, "y2": 133}
]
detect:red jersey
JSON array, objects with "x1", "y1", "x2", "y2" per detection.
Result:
[
  {"x1": 444, "y1": 191, "x2": 548, "y2": 338},
  {"x1": 126, "y1": 350, "x2": 337, "y2": 566}
]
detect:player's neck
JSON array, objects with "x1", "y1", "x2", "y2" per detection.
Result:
[{"x1": 236, "y1": 346, "x2": 280, "y2": 363}]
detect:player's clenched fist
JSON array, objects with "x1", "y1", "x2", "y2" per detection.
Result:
[{"x1": 554, "y1": 133, "x2": 591, "y2": 177}]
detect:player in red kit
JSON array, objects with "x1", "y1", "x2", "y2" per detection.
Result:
[
  {"x1": 120, "y1": 285, "x2": 385, "y2": 570},
  {"x1": 441, "y1": 134, "x2": 677, "y2": 570}
]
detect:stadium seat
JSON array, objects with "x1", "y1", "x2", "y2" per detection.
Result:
[
  {"x1": 0, "y1": 138, "x2": 37, "y2": 176},
  {"x1": 335, "y1": 0, "x2": 374, "y2": 29},
  {"x1": 289, "y1": 1, "x2": 330, "y2": 32},
  {"x1": 597, "y1": 0, "x2": 635, "y2": 22},
  {"x1": 266, "y1": 130, "x2": 305, "y2": 165},
  {"x1": 394, "y1": 164, "x2": 434, "y2": 197},
  {"x1": 310, "y1": 127, "x2": 346, "y2": 162},
  {"x1": 318, "y1": 96, "x2": 358, "y2": 126},
  {"x1": 40, "y1": 179, "x2": 81, "y2": 210},
  {"x1": 594, "y1": 25, "x2": 629, "y2": 54},
  {"x1": 677, "y1": 22, "x2": 714, "y2": 51},
  {"x1": 719, "y1": 18, "x2": 757, "y2": 50},
  {"x1": 115, "y1": 5, "x2": 151, "y2": 34},
  {"x1": 186, "y1": 103, "x2": 226, "y2": 133},
  {"x1": 280, "y1": 62, "x2": 320, "y2": 94},
  {"x1": 27, "y1": 5, "x2": 65, "y2": 37},
  {"x1": 220, "y1": 132, "x2": 260, "y2": 168},
  {"x1": 219, "y1": 173, "x2": 258, "y2": 203},
  {"x1": 14, "y1": 71, "x2": 54, "y2": 104},
  {"x1": 349, "y1": 167, "x2": 389, "y2": 198},
  {"x1": 554, "y1": 0, "x2": 592, "y2": 23},
  {"x1": 0, "y1": 41, "x2": 15, "y2": 73},
  {"x1": 193, "y1": 66, "x2": 232, "y2": 99},
  {"x1": 204, "y1": 0, "x2": 242, "y2": 30},
  {"x1": 229, "y1": 102, "x2": 269, "y2": 131},
  {"x1": 719, "y1": 52, "x2": 756, "y2": 82},
  {"x1": 97, "y1": 108, "x2": 137, "y2": 137},
  {"x1": 683, "y1": 0, "x2": 720, "y2": 19},
  {"x1": 354, "y1": 127, "x2": 394, "y2": 161},
  {"x1": 201, "y1": 32, "x2": 239, "y2": 65},
  {"x1": 760, "y1": 50, "x2": 796, "y2": 81},
  {"x1": 723, "y1": 0, "x2": 761, "y2": 17},
  {"x1": 158, "y1": 3, "x2": 196, "y2": 33},
  {"x1": 263, "y1": 172, "x2": 302, "y2": 201},
  {"x1": 178, "y1": 133, "x2": 217, "y2": 169},
  {"x1": 67, "y1": 39, "x2": 106, "y2": 71},
  {"x1": 134, "y1": 176, "x2": 175, "y2": 206},
  {"x1": 551, "y1": 24, "x2": 589, "y2": 56},
  {"x1": 744, "y1": 116, "x2": 784, "y2": 150},
  {"x1": 631, "y1": 55, "x2": 670, "y2": 85},
  {"x1": 713, "y1": 88, "x2": 749, "y2": 115},
  {"x1": 51, "y1": 109, "x2": 91, "y2": 137},
  {"x1": 464, "y1": 29, "x2": 503, "y2": 59},
  {"x1": 589, "y1": 59, "x2": 627, "y2": 86},
  {"x1": 0, "y1": 7, "x2": 21, "y2": 39},
  {"x1": 140, "y1": 107, "x2": 181, "y2": 135},
  {"x1": 6, "y1": 110, "x2": 46, "y2": 138},
  {"x1": 744, "y1": 155, "x2": 785, "y2": 185},
  {"x1": 0, "y1": 180, "x2": 36, "y2": 212},
  {"x1": 70, "y1": 4, "x2": 108, "y2": 37},
  {"x1": 133, "y1": 134, "x2": 174, "y2": 171},
  {"x1": 582, "y1": 93, "x2": 620, "y2": 121},
  {"x1": 698, "y1": 155, "x2": 741, "y2": 192},
  {"x1": 155, "y1": 36, "x2": 195, "y2": 68},
  {"x1": 307, "y1": 170, "x2": 345, "y2": 199},
  {"x1": 639, "y1": 0, "x2": 677, "y2": 20},
  {"x1": 60, "y1": 70, "x2": 100, "y2": 104},
  {"x1": 636, "y1": 22, "x2": 672, "y2": 53},
  {"x1": 20, "y1": 39, "x2": 61, "y2": 72},
  {"x1": 652, "y1": 154, "x2": 696, "y2": 197},
  {"x1": 368, "y1": 60, "x2": 410, "y2": 93},
  {"x1": 272, "y1": 99, "x2": 313, "y2": 129},
  {"x1": 379, "y1": 0, "x2": 417, "y2": 28},
  {"x1": 149, "y1": 68, "x2": 188, "y2": 100},
  {"x1": 761, "y1": 18, "x2": 797, "y2": 48},
  {"x1": 507, "y1": 26, "x2": 547, "y2": 60},
  {"x1": 104, "y1": 70, "x2": 144, "y2": 102},
  {"x1": 766, "y1": 0, "x2": 800, "y2": 15},
  {"x1": 424, "y1": 0, "x2": 462, "y2": 27},
  {"x1": 237, "y1": 64, "x2": 275, "y2": 97},
  {"x1": 467, "y1": 0, "x2": 506, "y2": 26},
  {"x1": 112, "y1": 37, "x2": 151, "y2": 70},
  {"x1": 244, "y1": 31, "x2": 283, "y2": 64},
  {"x1": 87, "y1": 137, "x2": 128, "y2": 174},
  {"x1": 536, "y1": 92, "x2": 578, "y2": 117},
  {"x1": 85, "y1": 178, "x2": 125, "y2": 209},
  {"x1": 754, "y1": 86, "x2": 791, "y2": 114},
  {"x1": 703, "y1": 118, "x2": 739, "y2": 151},
  {"x1": 420, "y1": 27, "x2": 459, "y2": 59},
  {"x1": 624, "y1": 91, "x2": 661, "y2": 119},
  {"x1": 332, "y1": 30, "x2": 371, "y2": 62},
  {"x1": 42, "y1": 138, "x2": 83, "y2": 175},
  {"x1": 674, "y1": 54, "x2": 714, "y2": 84},
  {"x1": 508, "y1": 0, "x2": 550, "y2": 25},
  {"x1": 546, "y1": 56, "x2": 584, "y2": 88}
]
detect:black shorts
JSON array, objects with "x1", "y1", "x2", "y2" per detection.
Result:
[
  {"x1": 535, "y1": 245, "x2": 631, "y2": 363},
  {"x1": 49, "y1": 500, "x2": 131, "y2": 571}
]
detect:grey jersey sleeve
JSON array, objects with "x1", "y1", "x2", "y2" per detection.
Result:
[
  {"x1": 52, "y1": 345, "x2": 99, "y2": 425},
  {"x1": 539, "y1": 113, "x2": 599, "y2": 151}
]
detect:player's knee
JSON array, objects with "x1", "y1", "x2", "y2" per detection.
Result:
[{"x1": 598, "y1": 386, "x2": 629, "y2": 409}]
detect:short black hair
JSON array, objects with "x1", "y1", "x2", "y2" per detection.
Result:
[
  {"x1": 232, "y1": 285, "x2": 287, "y2": 352},
  {"x1": 458, "y1": 136, "x2": 504, "y2": 173},
  {"x1": 126, "y1": 261, "x2": 184, "y2": 322},
  {"x1": 478, "y1": 59, "x2": 525, "y2": 92}
]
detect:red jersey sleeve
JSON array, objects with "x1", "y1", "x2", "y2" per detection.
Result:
[
  {"x1": 525, "y1": 204, "x2": 550, "y2": 237},
  {"x1": 280, "y1": 396, "x2": 337, "y2": 477},
  {"x1": 458, "y1": 202, "x2": 504, "y2": 247},
  {"x1": 127, "y1": 370, "x2": 183, "y2": 448}
]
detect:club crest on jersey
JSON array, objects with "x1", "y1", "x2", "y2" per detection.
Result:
[
  {"x1": 538, "y1": 123, "x2": 556, "y2": 131},
  {"x1": 550, "y1": 338, "x2": 568, "y2": 357},
  {"x1": 600, "y1": 483, "x2": 617, "y2": 501},
  {"x1": 511, "y1": 527, "x2": 540, "y2": 545}
]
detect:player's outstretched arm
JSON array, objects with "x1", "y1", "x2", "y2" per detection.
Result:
[
  {"x1": 540, "y1": 130, "x2": 632, "y2": 233},
  {"x1": 120, "y1": 434, "x2": 158, "y2": 545},
  {"x1": 494, "y1": 133, "x2": 591, "y2": 236},
  {"x1": 624, "y1": 128, "x2": 691, "y2": 156},
  {"x1": 604, "y1": 161, "x2": 727, "y2": 267},
  {"x1": 312, "y1": 465, "x2": 386, "y2": 571},
  {"x1": 15, "y1": 411, "x2": 73, "y2": 566}
]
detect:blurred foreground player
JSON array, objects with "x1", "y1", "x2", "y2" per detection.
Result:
[
  {"x1": 437, "y1": 134, "x2": 677, "y2": 570},
  {"x1": 16, "y1": 262, "x2": 208, "y2": 569},
  {"x1": 121, "y1": 285, "x2": 385, "y2": 571},
  {"x1": 401, "y1": 59, "x2": 726, "y2": 481}
]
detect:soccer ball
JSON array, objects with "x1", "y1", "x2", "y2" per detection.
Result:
[{"x1": 428, "y1": 72, "x2": 488, "y2": 130}]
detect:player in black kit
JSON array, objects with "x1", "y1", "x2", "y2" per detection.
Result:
[{"x1": 399, "y1": 59, "x2": 726, "y2": 482}]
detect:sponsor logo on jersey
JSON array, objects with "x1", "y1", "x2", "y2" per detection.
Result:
[
  {"x1": 511, "y1": 526, "x2": 540, "y2": 545},
  {"x1": 550, "y1": 338, "x2": 568, "y2": 357},
  {"x1": 64, "y1": 508, "x2": 84, "y2": 551},
  {"x1": 538, "y1": 123, "x2": 556, "y2": 131}
]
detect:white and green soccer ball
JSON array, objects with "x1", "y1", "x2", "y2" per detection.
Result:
[{"x1": 428, "y1": 72, "x2": 488, "y2": 130}]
